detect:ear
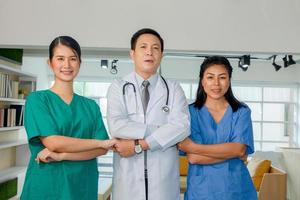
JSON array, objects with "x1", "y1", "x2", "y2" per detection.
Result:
[
  {"x1": 47, "y1": 59, "x2": 53, "y2": 70},
  {"x1": 129, "y1": 50, "x2": 134, "y2": 60}
]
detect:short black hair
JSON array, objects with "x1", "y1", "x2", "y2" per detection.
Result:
[
  {"x1": 49, "y1": 36, "x2": 81, "y2": 62},
  {"x1": 130, "y1": 28, "x2": 164, "y2": 52},
  {"x1": 193, "y1": 56, "x2": 243, "y2": 112}
]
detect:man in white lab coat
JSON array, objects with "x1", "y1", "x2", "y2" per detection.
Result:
[{"x1": 107, "y1": 28, "x2": 190, "y2": 200}]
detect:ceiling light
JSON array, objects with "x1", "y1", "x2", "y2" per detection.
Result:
[
  {"x1": 110, "y1": 59, "x2": 118, "y2": 74},
  {"x1": 287, "y1": 55, "x2": 296, "y2": 66},
  {"x1": 238, "y1": 55, "x2": 250, "y2": 71},
  {"x1": 101, "y1": 59, "x2": 108, "y2": 69},
  {"x1": 272, "y1": 55, "x2": 281, "y2": 71},
  {"x1": 283, "y1": 55, "x2": 288, "y2": 68}
]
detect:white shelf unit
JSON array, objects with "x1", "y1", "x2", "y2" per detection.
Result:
[
  {"x1": 0, "y1": 98, "x2": 25, "y2": 104},
  {"x1": 0, "y1": 126, "x2": 24, "y2": 133},
  {"x1": 0, "y1": 166, "x2": 27, "y2": 184},
  {"x1": 0, "y1": 60, "x2": 36, "y2": 198},
  {"x1": 0, "y1": 139, "x2": 28, "y2": 150}
]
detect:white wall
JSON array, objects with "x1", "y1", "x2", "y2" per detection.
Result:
[
  {"x1": 1, "y1": 0, "x2": 300, "y2": 53},
  {"x1": 22, "y1": 56, "x2": 50, "y2": 90}
]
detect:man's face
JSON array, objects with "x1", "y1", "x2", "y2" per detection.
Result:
[{"x1": 130, "y1": 34, "x2": 163, "y2": 78}]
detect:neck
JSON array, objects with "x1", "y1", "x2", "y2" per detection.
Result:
[
  {"x1": 135, "y1": 70, "x2": 156, "y2": 80},
  {"x1": 51, "y1": 79, "x2": 73, "y2": 97},
  {"x1": 205, "y1": 97, "x2": 228, "y2": 110}
]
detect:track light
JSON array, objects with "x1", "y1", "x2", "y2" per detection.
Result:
[
  {"x1": 100, "y1": 59, "x2": 108, "y2": 69},
  {"x1": 110, "y1": 59, "x2": 118, "y2": 74},
  {"x1": 272, "y1": 55, "x2": 281, "y2": 71},
  {"x1": 283, "y1": 55, "x2": 288, "y2": 68},
  {"x1": 287, "y1": 55, "x2": 296, "y2": 66},
  {"x1": 238, "y1": 55, "x2": 250, "y2": 71}
]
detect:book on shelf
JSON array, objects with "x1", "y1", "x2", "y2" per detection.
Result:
[
  {"x1": 0, "y1": 72, "x2": 19, "y2": 99},
  {"x1": 0, "y1": 106, "x2": 24, "y2": 127},
  {"x1": 0, "y1": 108, "x2": 4, "y2": 127},
  {"x1": 9, "y1": 105, "x2": 24, "y2": 126}
]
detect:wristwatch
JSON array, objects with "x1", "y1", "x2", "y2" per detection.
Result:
[{"x1": 134, "y1": 139, "x2": 142, "y2": 154}]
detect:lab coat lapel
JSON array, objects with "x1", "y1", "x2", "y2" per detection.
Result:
[{"x1": 146, "y1": 76, "x2": 165, "y2": 114}]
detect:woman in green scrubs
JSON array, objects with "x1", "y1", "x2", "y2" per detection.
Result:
[{"x1": 21, "y1": 36, "x2": 116, "y2": 200}]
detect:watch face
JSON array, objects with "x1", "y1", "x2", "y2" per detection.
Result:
[{"x1": 134, "y1": 145, "x2": 142, "y2": 154}]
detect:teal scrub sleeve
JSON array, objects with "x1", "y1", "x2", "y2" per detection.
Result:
[
  {"x1": 94, "y1": 103, "x2": 109, "y2": 140},
  {"x1": 24, "y1": 93, "x2": 59, "y2": 142},
  {"x1": 230, "y1": 106, "x2": 254, "y2": 155}
]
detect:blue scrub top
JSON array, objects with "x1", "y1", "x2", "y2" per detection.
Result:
[{"x1": 184, "y1": 104, "x2": 257, "y2": 200}]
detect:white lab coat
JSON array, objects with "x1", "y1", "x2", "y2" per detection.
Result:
[{"x1": 107, "y1": 72, "x2": 190, "y2": 200}]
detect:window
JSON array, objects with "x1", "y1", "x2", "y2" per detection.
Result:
[{"x1": 233, "y1": 85, "x2": 298, "y2": 151}]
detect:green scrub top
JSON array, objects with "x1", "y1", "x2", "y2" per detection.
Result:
[{"x1": 21, "y1": 90, "x2": 109, "y2": 200}]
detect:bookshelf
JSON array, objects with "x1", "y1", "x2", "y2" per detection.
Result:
[{"x1": 0, "y1": 59, "x2": 36, "y2": 198}]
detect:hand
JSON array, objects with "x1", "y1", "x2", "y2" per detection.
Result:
[
  {"x1": 114, "y1": 139, "x2": 135, "y2": 157},
  {"x1": 239, "y1": 154, "x2": 248, "y2": 162},
  {"x1": 35, "y1": 148, "x2": 62, "y2": 163},
  {"x1": 186, "y1": 153, "x2": 199, "y2": 164},
  {"x1": 178, "y1": 138, "x2": 194, "y2": 153},
  {"x1": 100, "y1": 139, "x2": 117, "y2": 149}
]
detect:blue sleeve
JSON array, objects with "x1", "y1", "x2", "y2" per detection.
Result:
[
  {"x1": 189, "y1": 105, "x2": 203, "y2": 144},
  {"x1": 230, "y1": 106, "x2": 254, "y2": 155},
  {"x1": 179, "y1": 150, "x2": 186, "y2": 156},
  {"x1": 178, "y1": 104, "x2": 203, "y2": 157}
]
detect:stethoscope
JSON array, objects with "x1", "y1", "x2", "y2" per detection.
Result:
[{"x1": 122, "y1": 75, "x2": 170, "y2": 113}]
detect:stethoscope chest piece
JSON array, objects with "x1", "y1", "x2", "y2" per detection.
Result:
[{"x1": 162, "y1": 105, "x2": 170, "y2": 113}]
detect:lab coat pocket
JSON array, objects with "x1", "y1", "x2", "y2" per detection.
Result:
[{"x1": 149, "y1": 105, "x2": 168, "y2": 125}]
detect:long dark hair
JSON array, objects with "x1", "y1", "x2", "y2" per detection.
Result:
[
  {"x1": 49, "y1": 36, "x2": 81, "y2": 63},
  {"x1": 193, "y1": 56, "x2": 243, "y2": 112}
]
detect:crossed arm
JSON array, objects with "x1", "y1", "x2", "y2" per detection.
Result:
[
  {"x1": 107, "y1": 81, "x2": 190, "y2": 157},
  {"x1": 178, "y1": 138, "x2": 247, "y2": 165},
  {"x1": 36, "y1": 135, "x2": 116, "y2": 163}
]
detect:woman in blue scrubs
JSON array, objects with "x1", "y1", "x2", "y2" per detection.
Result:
[{"x1": 179, "y1": 56, "x2": 257, "y2": 200}]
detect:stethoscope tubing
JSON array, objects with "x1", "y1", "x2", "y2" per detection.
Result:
[{"x1": 122, "y1": 75, "x2": 169, "y2": 110}]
